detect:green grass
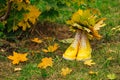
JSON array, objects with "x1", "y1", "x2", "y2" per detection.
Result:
[{"x1": 0, "y1": 0, "x2": 120, "y2": 80}]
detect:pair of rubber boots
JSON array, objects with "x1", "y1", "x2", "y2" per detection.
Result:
[{"x1": 63, "y1": 31, "x2": 92, "y2": 61}]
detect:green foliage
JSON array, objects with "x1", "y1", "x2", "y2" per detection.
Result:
[
  {"x1": 0, "y1": 0, "x2": 98, "y2": 39},
  {"x1": 0, "y1": 22, "x2": 6, "y2": 38},
  {"x1": 41, "y1": 69, "x2": 48, "y2": 78},
  {"x1": 35, "y1": 0, "x2": 94, "y2": 23}
]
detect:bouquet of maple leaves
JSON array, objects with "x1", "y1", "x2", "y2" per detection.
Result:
[{"x1": 63, "y1": 9, "x2": 106, "y2": 61}]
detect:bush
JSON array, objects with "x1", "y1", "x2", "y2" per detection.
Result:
[{"x1": 0, "y1": 0, "x2": 96, "y2": 39}]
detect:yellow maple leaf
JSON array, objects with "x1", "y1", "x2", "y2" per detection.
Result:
[
  {"x1": 10, "y1": 0, "x2": 30, "y2": 3},
  {"x1": 111, "y1": 25, "x2": 120, "y2": 31},
  {"x1": 16, "y1": 0, "x2": 23, "y2": 3},
  {"x1": 14, "y1": 67, "x2": 22, "y2": 72},
  {"x1": 42, "y1": 43, "x2": 59, "y2": 53},
  {"x1": 94, "y1": 18, "x2": 106, "y2": 30},
  {"x1": 107, "y1": 73, "x2": 116, "y2": 80},
  {"x1": 13, "y1": 26, "x2": 19, "y2": 31},
  {"x1": 89, "y1": 27, "x2": 102, "y2": 40},
  {"x1": 31, "y1": 38, "x2": 43, "y2": 44},
  {"x1": 26, "y1": 5, "x2": 41, "y2": 24},
  {"x1": 89, "y1": 18, "x2": 106, "y2": 39},
  {"x1": 42, "y1": 49, "x2": 49, "y2": 53},
  {"x1": 25, "y1": 0, "x2": 30, "y2": 4},
  {"x1": 38, "y1": 57, "x2": 53, "y2": 69},
  {"x1": 7, "y1": 51, "x2": 28, "y2": 64},
  {"x1": 107, "y1": 57, "x2": 114, "y2": 60},
  {"x1": 43, "y1": 37, "x2": 55, "y2": 41},
  {"x1": 15, "y1": 4, "x2": 41, "y2": 31},
  {"x1": 18, "y1": 20, "x2": 30, "y2": 31},
  {"x1": 61, "y1": 67, "x2": 72, "y2": 76},
  {"x1": 71, "y1": 9, "x2": 83, "y2": 23},
  {"x1": 16, "y1": 2, "x2": 27, "y2": 11},
  {"x1": 84, "y1": 59, "x2": 95, "y2": 66},
  {"x1": 88, "y1": 71, "x2": 98, "y2": 75}
]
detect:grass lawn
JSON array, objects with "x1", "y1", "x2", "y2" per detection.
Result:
[{"x1": 0, "y1": 0, "x2": 120, "y2": 80}]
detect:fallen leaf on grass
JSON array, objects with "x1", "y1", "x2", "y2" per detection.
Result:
[
  {"x1": 107, "y1": 49, "x2": 116, "y2": 53},
  {"x1": 38, "y1": 57, "x2": 53, "y2": 69},
  {"x1": 43, "y1": 37, "x2": 55, "y2": 41},
  {"x1": 59, "y1": 38, "x2": 74, "y2": 44},
  {"x1": 14, "y1": 67, "x2": 22, "y2": 72},
  {"x1": 107, "y1": 73, "x2": 116, "y2": 80},
  {"x1": 88, "y1": 71, "x2": 98, "y2": 75},
  {"x1": 8, "y1": 51, "x2": 28, "y2": 64},
  {"x1": 31, "y1": 38, "x2": 42, "y2": 44},
  {"x1": 31, "y1": 50, "x2": 40, "y2": 56},
  {"x1": 84, "y1": 59, "x2": 95, "y2": 66},
  {"x1": 107, "y1": 57, "x2": 114, "y2": 60},
  {"x1": 111, "y1": 25, "x2": 120, "y2": 31},
  {"x1": 0, "y1": 49, "x2": 5, "y2": 52},
  {"x1": 61, "y1": 67, "x2": 72, "y2": 76},
  {"x1": 42, "y1": 43, "x2": 59, "y2": 53}
]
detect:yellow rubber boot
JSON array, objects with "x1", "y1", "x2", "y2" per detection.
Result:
[
  {"x1": 63, "y1": 31, "x2": 80, "y2": 60},
  {"x1": 76, "y1": 32, "x2": 92, "y2": 61}
]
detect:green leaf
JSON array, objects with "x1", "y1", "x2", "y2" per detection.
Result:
[
  {"x1": 0, "y1": 0, "x2": 6, "y2": 5},
  {"x1": 36, "y1": 1, "x2": 47, "y2": 12},
  {"x1": 0, "y1": 22, "x2": 4, "y2": 30}
]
